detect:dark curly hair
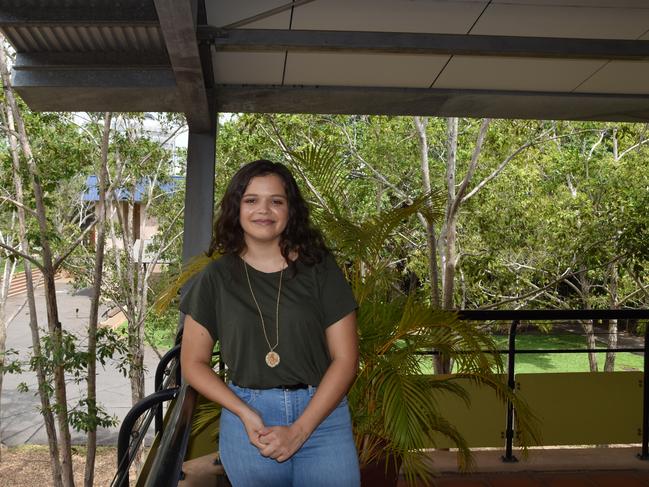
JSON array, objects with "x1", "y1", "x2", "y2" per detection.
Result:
[{"x1": 207, "y1": 160, "x2": 327, "y2": 266}]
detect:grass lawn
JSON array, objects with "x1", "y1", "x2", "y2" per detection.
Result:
[
  {"x1": 419, "y1": 332, "x2": 644, "y2": 374},
  {"x1": 494, "y1": 333, "x2": 644, "y2": 373}
]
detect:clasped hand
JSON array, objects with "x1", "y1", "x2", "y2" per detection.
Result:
[{"x1": 240, "y1": 408, "x2": 308, "y2": 462}]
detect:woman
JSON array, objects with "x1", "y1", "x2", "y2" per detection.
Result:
[{"x1": 180, "y1": 160, "x2": 360, "y2": 486}]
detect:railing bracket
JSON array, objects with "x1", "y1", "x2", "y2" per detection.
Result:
[{"x1": 501, "y1": 454, "x2": 518, "y2": 463}]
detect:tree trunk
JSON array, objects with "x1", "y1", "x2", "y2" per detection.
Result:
[
  {"x1": 0, "y1": 42, "x2": 74, "y2": 487},
  {"x1": 0, "y1": 252, "x2": 17, "y2": 447},
  {"x1": 604, "y1": 263, "x2": 619, "y2": 372},
  {"x1": 582, "y1": 319, "x2": 598, "y2": 372},
  {"x1": 442, "y1": 217, "x2": 458, "y2": 311},
  {"x1": 604, "y1": 319, "x2": 618, "y2": 372},
  {"x1": 2, "y1": 74, "x2": 63, "y2": 486},
  {"x1": 413, "y1": 116, "x2": 441, "y2": 308},
  {"x1": 433, "y1": 118, "x2": 460, "y2": 374},
  {"x1": 578, "y1": 269, "x2": 598, "y2": 372},
  {"x1": 113, "y1": 182, "x2": 147, "y2": 408},
  {"x1": 440, "y1": 117, "x2": 458, "y2": 302},
  {"x1": 84, "y1": 112, "x2": 112, "y2": 487},
  {"x1": 438, "y1": 118, "x2": 492, "y2": 372}
]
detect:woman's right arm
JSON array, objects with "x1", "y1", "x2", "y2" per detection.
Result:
[{"x1": 180, "y1": 314, "x2": 266, "y2": 449}]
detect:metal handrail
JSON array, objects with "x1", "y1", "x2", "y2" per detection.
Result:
[
  {"x1": 458, "y1": 309, "x2": 649, "y2": 321},
  {"x1": 112, "y1": 387, "x2": 179, "y2": 487},
  {"x1": 143, "y1": 384, "x2": 198, "y2": 487},
  {"x1": 154, "y1": 345, "x2": 181, "y2": 434},
  {"x1": 462, "y1": 310, "x2": 649, "y2": 462},
  {"x1": 155, "y1": 344, "x2": 181, "y2": 392},
  {"x1": 419, "y1": 309, "x2": 649, "y2": 462}
]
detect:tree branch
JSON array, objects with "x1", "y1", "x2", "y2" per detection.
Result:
[
  {"x1": 617, "y1": 287, "x2": 645, "y2": 306},
  {"x1": 587, "y1": 129, "x2": 608, "y2": 161},
  {"x1": 6, "y1": 296, "x2": 28, "y2": 325},
  {"x1": 452, "y1": 118, "x2": 491, "y2": 214},
  {"x1": 0, "y1": 241, "x2": 44, "y2": 270},
  {"x1": 52, "y1": 219, "x2": 98, "y2": 271},
  {"x1": 628, "y1": 267, "x2": 649, "y2": 302},
  {"x1": 0, "y1": 195, "x2": 38, "y2": 217},
  {"x1": 263, "y1": 115, "x2": 330, "y2": 211},
  {"x1": 144, "y1": 205, "x2": 184, "y2": 282},
  {"x1": 617, "y1": 137, "x2": 649, "y2": 160},
  {"x1": 479, "y1": 267, "x2": 572, "y2": 310},
  {"x1": 462, "y1": 126, "x2": 548, "y2": 202},
  {"x1": 462, "y1": 127, "x2": 603, "y2": 203}
]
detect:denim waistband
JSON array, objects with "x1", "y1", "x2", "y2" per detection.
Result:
[{"x1": 231, "y1": 381, "x2": 310, "y2": 391}]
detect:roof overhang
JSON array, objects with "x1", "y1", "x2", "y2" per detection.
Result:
[{"x1": 2, "y1": 0, "x2": 649, "y2": 127}]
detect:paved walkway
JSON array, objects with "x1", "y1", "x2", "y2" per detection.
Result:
[{"x1": 1, "y1": 282, "x2": 161, "y2": 446}]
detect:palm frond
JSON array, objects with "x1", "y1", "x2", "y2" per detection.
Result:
[
  {"x1": 288, "y1": 144, "x2": 348, "y2": 208},
  {"x1": 153, "y1": 253, "x2": 221, "y2": 313}
]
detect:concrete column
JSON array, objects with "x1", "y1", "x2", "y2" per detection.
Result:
[{"x1": 182, "y1": 120, "x2": 217, "y2": 264}]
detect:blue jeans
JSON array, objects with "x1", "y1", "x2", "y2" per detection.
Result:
[{"x1": 220, "y1": 383, "x2": 360, "y2": 487}]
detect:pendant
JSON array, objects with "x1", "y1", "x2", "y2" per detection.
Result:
[{"x1": 265, "y1": 351, "x2": 280, "y2": 368}]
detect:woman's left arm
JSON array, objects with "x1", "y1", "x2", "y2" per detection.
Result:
[{"x1": 257, "y1": 310, "x2": 359, "y2": 462}]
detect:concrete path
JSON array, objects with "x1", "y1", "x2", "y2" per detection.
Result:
[{"x1": 1, "y1": 282, "x2": 162, "y2": 446}]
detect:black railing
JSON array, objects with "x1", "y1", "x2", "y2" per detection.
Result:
[
  {"x1": 458, "y1": 309, "x2": 649, "y2": 462},
  {"x1": 154, "y1": 345, "x2": 181, "y2": 434},
  {"x1": 143, "y1": 384, "x2": 198, "y2": 487},
  {"x1": 119, "y1": 308, "x2": 649, "y2": 486},
  {"x1": 112, "y1": 387, "x2": 179, "y2": 487},
  {"x1": 112, "y1": 343, "x2": 182, "y2": 487}
]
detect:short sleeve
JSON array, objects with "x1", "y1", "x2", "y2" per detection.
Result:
[
  {"x1": 318, "y1": 253, "x2": 358, "y2": 328},
  {"x1": 179, "y1": 264, "x2": 219, "y2": 341}
]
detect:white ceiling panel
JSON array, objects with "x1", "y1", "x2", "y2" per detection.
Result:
[
  {"x1": 292, "y1": 0, "x2": 487, "y2": 34},
  {"x1": 284, "y1": 52, "x2": 450, "y2": 88},
  {"x1": 206, "y1": 0, "x2": 291, "y2": 28},
  {"x1": 575, "y1": 61, "x2": 649, "y2": 94},
  {"x1": 212, "y1": 51, "x2": 285, "y2": 84},
  {"x1": 433, "y1": 56, "x2": 606, "y2": 92},
  {"x1": 472, "y1": 4, "x2": 649, "y2": 39}
]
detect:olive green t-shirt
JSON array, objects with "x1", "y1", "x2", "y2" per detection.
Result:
[{"x1": 179, "y1": 252, "x2": 357, "y2": 388}]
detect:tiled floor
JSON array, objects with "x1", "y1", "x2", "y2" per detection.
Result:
[
  {"x1": 180, "y1": 448, "x2": 649, "y2": 486},
  {"x1": 395, "y1": 448, "x2": 649, "y2": 486}
]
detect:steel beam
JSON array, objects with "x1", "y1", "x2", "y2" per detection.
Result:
[
  {"x1": 201, "y1": 28, "x2": 649, "y2": 61},
  {"x1": 214, "y1": 85, "x2": 649, "y2": 123},
  {"x1": 0, "y1": 4, "x2": 158, "y2": 26},
  {"x1": 12, "y1": 67, "x2": 177, "y2": 88},
  {"x1": 15, "y1": 52, "x2": 170, "y2": 69},
  {"x1": 154, "y1": 0, "x2": 212, "y2": 132},
  {"x1": 11, "y1": 67, "x2": 181, "y2": 112}
]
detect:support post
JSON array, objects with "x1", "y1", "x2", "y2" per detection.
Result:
[
  {"x1": 502, "y1": 319, "x2": 519, "y2": 463},
  {"x1": 640, "y1": 320, "x2": 649, "y2": 459},
  {"x1": 176, "y1": 106, "x2": 217, "y2": 342},
  {"x1": 181, "y1": 121, "x2": 217, "y2": 264}
]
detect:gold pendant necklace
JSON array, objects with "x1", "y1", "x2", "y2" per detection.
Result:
[{"x1": 243, "y1": 259, "x2": 283, "y2": 368}]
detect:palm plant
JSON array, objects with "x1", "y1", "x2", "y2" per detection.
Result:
[{"x1": 287, "y1": 145, "x2": 538, "y2": 485}]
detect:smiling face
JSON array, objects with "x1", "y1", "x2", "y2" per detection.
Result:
[{"x1": 239, "y1": 173, "x2": 289, "y2": 247}]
